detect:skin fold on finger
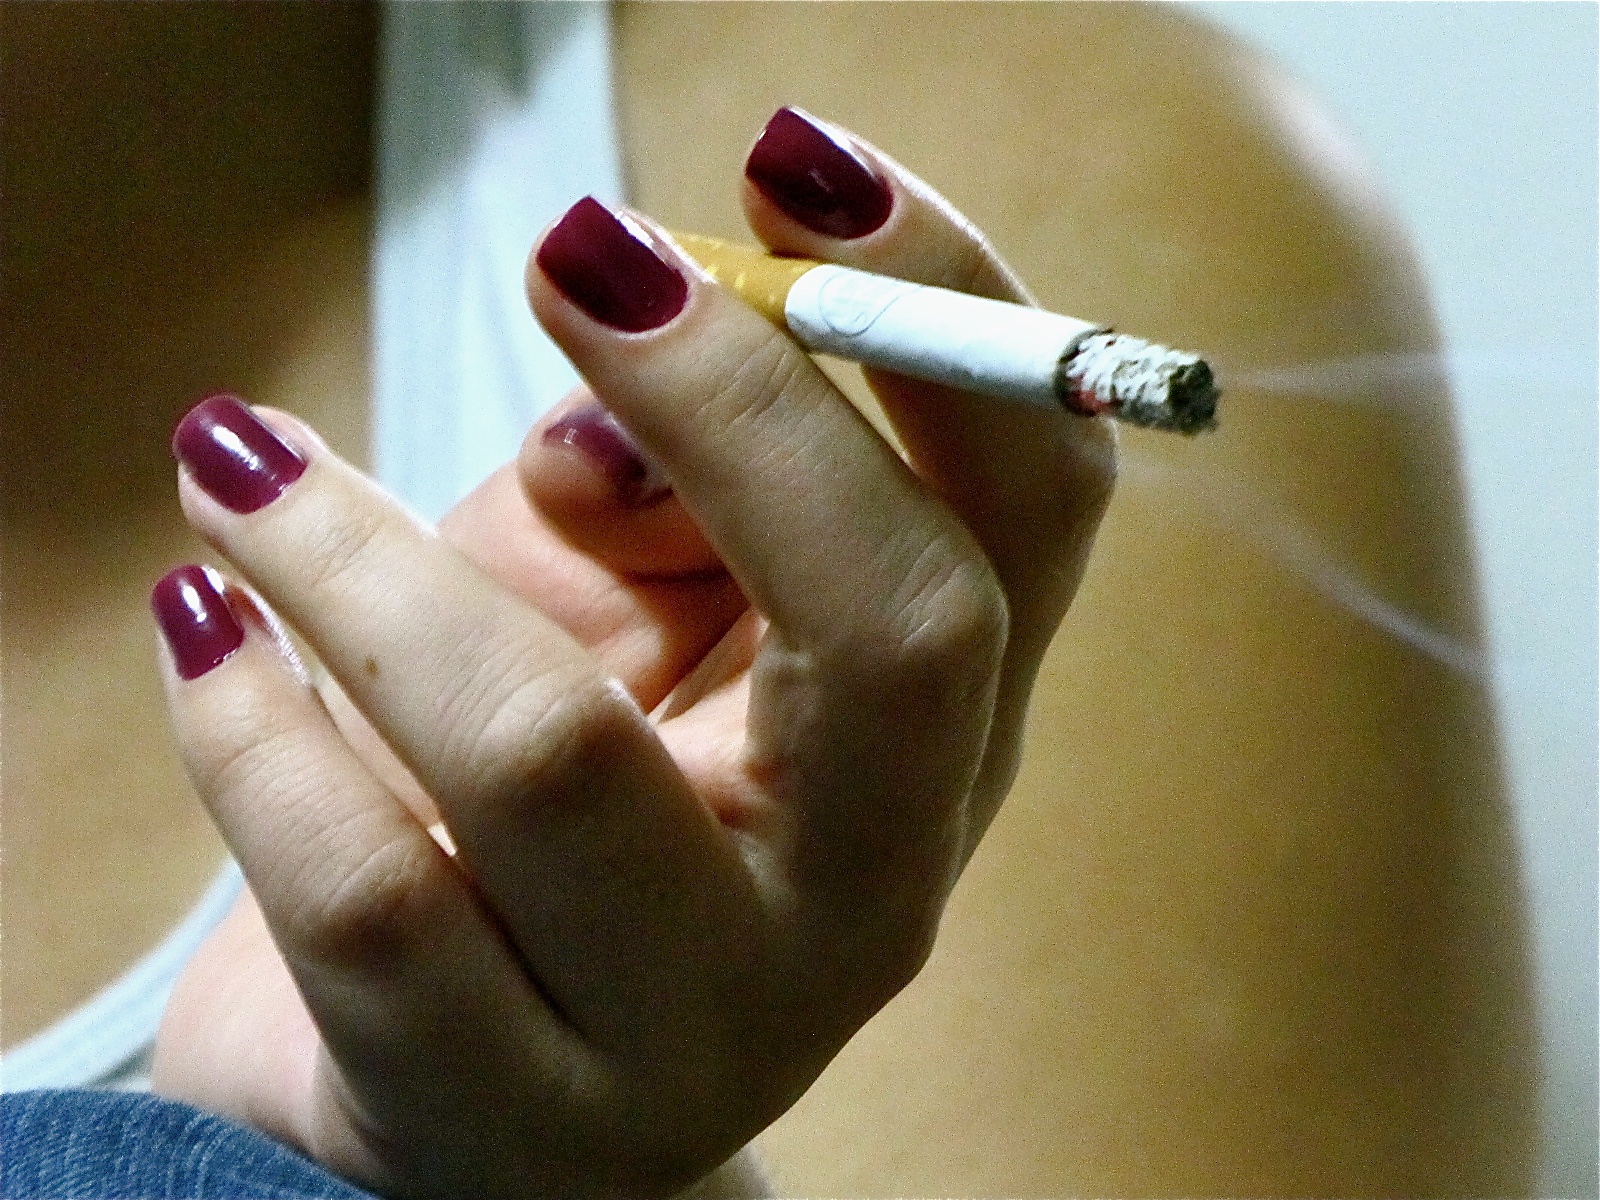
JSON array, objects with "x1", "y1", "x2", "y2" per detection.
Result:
[{"x1": 866, "y1": 372, "x2": 1115, "y2": 678}]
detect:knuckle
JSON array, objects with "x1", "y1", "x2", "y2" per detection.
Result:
[
  {"x1": 870, "y1": 551, "x2": 1009, "y2": 691},
  {"x1": 182, "y1": 691, "x2": 443, "y2": 975},
  {"x1": 185, "y1": 684, "x2": 307, "y2": 809},
  {"x1": 454, "y1": 664, "x2": 640, "y2": 806},
  {"x1": 696, "y1": 332, "x2": 812, "y2": 437},
  {"x1": 281, "y1": 832, "x2": 438, "y2": 972},
  {"x1": 286, "y1": 500, "x2": 393, "y2": 607}
]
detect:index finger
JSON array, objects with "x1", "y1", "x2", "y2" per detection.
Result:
[
  {"x1": 527, "y1": 199, "x2": 1006, "y2": 687},
  {"x1": 527, "y1": 198, "x2": 1008, "y2": 902}
]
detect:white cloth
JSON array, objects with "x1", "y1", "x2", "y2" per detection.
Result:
[
  {"x1": 375, "y1": 0, "x2": 623, "y2": 521},
  {"x1": 2, "y1": 0, "x2": 623, "y2": 1092}
]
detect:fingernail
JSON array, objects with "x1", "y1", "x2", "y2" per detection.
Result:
[
  {"x1": 542, "y1": 403, "x2": 671, "y2": 507},
  {"x1": 745, "y1": 107, "x2": 893, "y2": 239},
  {"x1": 173, "y1": 395, "x2": 306, "y2": 514},
  {"x1": 151, "y1": 565, "x2": 245, "y2": 680},
  {"x1": 536, "y1": 197, "x2": 689, "y2": 332}
]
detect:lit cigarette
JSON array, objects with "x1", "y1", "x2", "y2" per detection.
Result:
[{"x1": 673, "y1": 232, "x2": 1219, "y2": 435}]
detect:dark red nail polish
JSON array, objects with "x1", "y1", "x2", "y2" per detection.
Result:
[
  {"x1": 536, "y1": 198, "x2": 689, "y2": 332},
  {"x1": 745, "y1": 107, "x2": 893, "y2": 239},
  {"x1": 543, "y1": 403, "x2": 671, "y2": 507},
  {"x1": 151, "y1": 565, "x2": 245, "y2": 680},
  {"x1": 173, "y1": 395, "x2": 306, "y2": 514}
]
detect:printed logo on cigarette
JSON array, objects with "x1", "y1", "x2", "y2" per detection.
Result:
[{"x1": 814, "y1": 270, "x2": 912, "y2": 336}]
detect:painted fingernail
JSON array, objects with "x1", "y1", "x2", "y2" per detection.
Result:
[
  {"x1": 173, "y1": 395, "x2": 306, "y2": 514},
  {"x1": 543, "y1": 403, "x2": 671, "y2": 507},
  {"x1": 745, "y1": 107, "x2": 893, "y2": 239},
  {"x1": 151, "y1": 565, "x2": 245, "y2": 680},
  {"x1": 536, "y1": 197, "x2": 689, "y2": 332}
]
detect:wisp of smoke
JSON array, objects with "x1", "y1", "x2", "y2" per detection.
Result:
[
  {"x1": 1119, "y1": 451, "x2": 1488, "y2": 681},
  {"x1": 1140, "y1": 343, "x2": 1591, "y2": 675},
  {"x1": 1231, "y1": 347, "x2": 1585, "y2": 404}
]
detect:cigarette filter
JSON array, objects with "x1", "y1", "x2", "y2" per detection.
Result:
[{"x1": 673, "y1": 231, "x2": 1219, "y2": 435}]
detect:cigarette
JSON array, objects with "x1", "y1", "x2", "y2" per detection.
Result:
[{"x1": 672, "y1": 231, "x2": 1219, "y2": 435}]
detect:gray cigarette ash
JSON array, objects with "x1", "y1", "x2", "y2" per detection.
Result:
[{"x1": 1058, "y1": 333, "x2": 1220, "y2": 434}]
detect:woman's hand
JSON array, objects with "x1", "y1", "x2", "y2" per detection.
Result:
[{"x1": 151, "y1": 111, "x2": 1114, "y2": 1199}]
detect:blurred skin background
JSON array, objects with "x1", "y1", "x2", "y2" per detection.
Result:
[
  {"x1": 1193, "y1": 11, "x2": 1597, "y2": 1194},
  {"x1": 4, "y1": 3, "x2": 1592, "y2": 1196}
]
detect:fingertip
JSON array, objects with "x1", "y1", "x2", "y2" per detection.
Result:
[
  {"x1": 527, "y1": 196, "x2": 694, "y2": 335},
  {"x1": 739, "y1": 111, "x2": 1026, "y2": 303},
  {"x1": 152, "y1": 564, "x2": 307, "y2": 685},
  {"x1": 517, "y1": 396, "x2": 724, "y2": 581},
  {"x1": 171, "y1": 396, "x2": 310, "y2": 517},
  {"x1": 537, "y1": 398, "x2": 673, "y2": 510},
  {"x1": 743, "y1": 107, "x2": 897, "y2": 246},
  {"x1": 152, "y1": 564, "x2": 245, "y2": 681}
]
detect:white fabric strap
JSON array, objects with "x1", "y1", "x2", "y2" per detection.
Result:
[{"x1": 374, "y1": 0, "x2": 624, "y2": 521}]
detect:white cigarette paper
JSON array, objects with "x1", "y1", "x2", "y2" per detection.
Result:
[{"x1": 785, "y1": 264, "x2": 1104, "y2": 409}]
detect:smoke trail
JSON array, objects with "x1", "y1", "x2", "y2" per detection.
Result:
[
  {"x1": 1119, "y1": 451, "x2": 1489, "y2": 680},
  {"x1": 1229, "y1": 346, "x2": 1587, "y2": 403},
  {"x1": 1232, "y1": 350, "x2": 1453, "y2": 400}
]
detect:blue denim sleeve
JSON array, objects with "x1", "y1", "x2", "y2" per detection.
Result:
[{"x1": 1, "y1": 1089, "x2": 378, "y2": 1200}]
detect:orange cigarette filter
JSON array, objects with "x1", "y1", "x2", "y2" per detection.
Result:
[{"x1": 670, "y1": 232, "x2": 814, "y2": 327}]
